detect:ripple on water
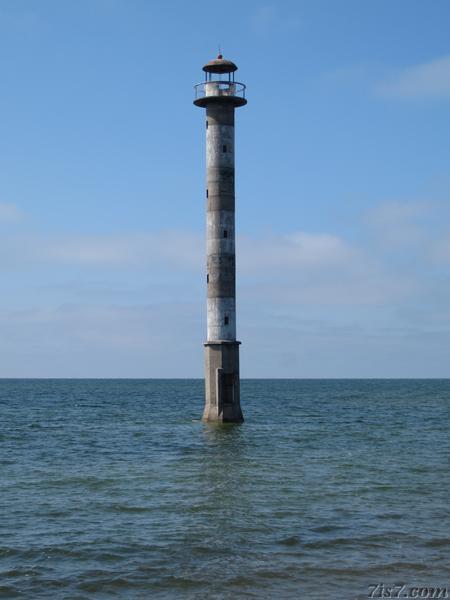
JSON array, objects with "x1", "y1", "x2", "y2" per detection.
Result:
[{"x1": 1, "y1": 379, "x2": 449, "y2": 599}]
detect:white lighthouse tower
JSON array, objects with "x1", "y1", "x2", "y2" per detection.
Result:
[{"x1": 194, "y1": 55, "x2": 247, "y2": 422}]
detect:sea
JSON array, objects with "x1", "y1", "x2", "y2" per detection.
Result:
[{"x1": 1, "y1": 379, "x2": 449, "y2": 599}]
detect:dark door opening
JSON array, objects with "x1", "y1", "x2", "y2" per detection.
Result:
[{"x1": 218, "y1": 370, "x2": 234, "y2": 405}]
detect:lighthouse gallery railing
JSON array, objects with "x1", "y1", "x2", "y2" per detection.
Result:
[{"x1": 194, "y1": 81, "x2": 246, "y2": 101}]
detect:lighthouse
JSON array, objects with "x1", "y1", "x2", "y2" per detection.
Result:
[{"x1": 194, "y1": 55, "x2": 247, "y2": 423}]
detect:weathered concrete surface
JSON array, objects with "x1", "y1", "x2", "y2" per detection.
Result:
[
  {"x1": 203, "y1": 341, "x2": 243, "y2": 423},
  {"x1": 194, "y1": 60, "x2": 246, "y2": 423},
  {"x1": 206, "y1": 104, "x2": 236, "y2": 343}
]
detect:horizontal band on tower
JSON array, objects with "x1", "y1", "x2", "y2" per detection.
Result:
[
  {"x1": 207, "y1": 197, "x2": 235, "y2": 211},
  {"x1": 207, "y1": 254, "x2": 236, "y2": 296},
  {"x1": 204, "y1": 340, "x2": 241, "y2": 346},
  {"x1": 207, "y1": 167, "x2": 234, "y2": 181}
]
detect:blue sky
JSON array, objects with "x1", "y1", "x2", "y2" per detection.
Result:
[{"x1": 1, "y1": 0, "x2": 450, "y2": 377}]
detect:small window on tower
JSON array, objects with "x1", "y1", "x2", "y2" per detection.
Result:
[
  {"x1": 224, "y1": 316, "x2": 229, "y2": 325},
  {"x1": 206, "y1": 120, "x2": 208, "y2": 129},
  {"x1": 222, "y1": 144, "x2": 227, "y2": 153},
  {"x1": 206, "y1": 189, "x2": 208, "y2": 198},
  {"x1": 223, "y1": 230, "x2": 228, "y2": 238},
  {"x1": 207, "y1": 274, "x2": 209, "y2": 283}
]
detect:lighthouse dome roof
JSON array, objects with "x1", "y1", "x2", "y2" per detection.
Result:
[{"x1": 203, "y1": 55, "x2": 238, "y2": 74}]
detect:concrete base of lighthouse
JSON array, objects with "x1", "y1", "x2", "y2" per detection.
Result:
[{"x1": 203, "y1": 341, "x2": 243, "y2": 423}]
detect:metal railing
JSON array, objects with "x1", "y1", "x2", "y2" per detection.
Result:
[{"x1": 194, "y1": 81, "x2": 246, "y2": 101}]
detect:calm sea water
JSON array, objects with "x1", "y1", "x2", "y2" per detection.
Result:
[{"x1": 1, "y1": 379, "x2": 449, "y2": 599}]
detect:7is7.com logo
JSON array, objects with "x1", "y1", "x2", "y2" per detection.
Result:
[{"x1": 368, "y1": 583, "x2": 448, "y2": 599}]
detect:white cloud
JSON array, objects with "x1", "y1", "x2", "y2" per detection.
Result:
[
  {"x1": 0, "y1": 226, "x2": 417, "y2": 307},
  {"x1": 430, "y1": 236, "x2": 450, "y2": 264},
  {"x1": 1, "y1": 202, "x2": 450, "y2": 376},
  {"x1": 241, "y1": 270, "x2": 412, "y2": 307},
  {"x1": 364, "y1": 200, "x2": 430, "y2": 247},
  {"x1": 0, "y1": 302, "x2": 204, "y2": 377},
  {"x1": 376, "y1": 54, "x2": 450, "y2": 100},
  {"x1": 236, "y1": 229, "x2": 415, "y2": 306},
  {"x1": 363, "y1": 200, "x2": 450, "y2": 282},
  {"x1": 47, "y1": 231, "x2": 203, "y2": 268},
  {"x1": 0, "y1": 229, "x2": 355, "y2": 272},
  {"x1": 239, "y1": 232, "x2": 355, "y2": 272},
  {"x1": 0, "y1": 202, "x2": 24, "y2": 223},
  {"x1": 0, "y1": 231, "x2": 203, "y2": 270}
]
